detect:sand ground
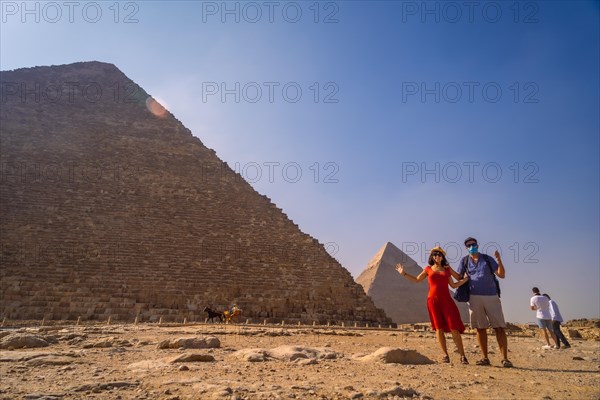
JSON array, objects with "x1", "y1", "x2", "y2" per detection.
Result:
[{"x1": 0, "y1": 322, "x2": 598, "y2": 399}]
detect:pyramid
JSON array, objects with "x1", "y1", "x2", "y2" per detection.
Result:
[
  {"x1": 356, "y1": 242, "x2": 469, "y2": 325},
  {"x1": 0, "y1": 61, "x2": 391, "y2": 325}
]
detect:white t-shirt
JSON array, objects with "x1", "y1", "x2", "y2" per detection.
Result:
[
  {"x1": 549, "y1": 299, "x2": 564, "y2": 322},
  {"x1": 530, "y1": 294, "x2": 552, "y2": 320}
]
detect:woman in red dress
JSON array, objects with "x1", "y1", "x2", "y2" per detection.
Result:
[{"x1": 396, "y1": 246, "x2": 470, "y2": 364}]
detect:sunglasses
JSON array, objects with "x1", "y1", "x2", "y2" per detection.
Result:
[
  {"x1": 432, "y1": 252, "x2": 443, "y2": 257},
  {"x1": 466, "y1": 243, "x2": 478, "y2": 248}
]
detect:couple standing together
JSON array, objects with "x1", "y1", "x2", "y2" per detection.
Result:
[{"x1": 395, "y1": 237, "x2": 512, "y2": 367}]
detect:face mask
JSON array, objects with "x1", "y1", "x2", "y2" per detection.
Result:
[{"x1": 468, "y1": 246, "x2": 478, "y2": 255}]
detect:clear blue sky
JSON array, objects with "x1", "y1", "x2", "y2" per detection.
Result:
[{"x1": 2, "y1": 1, "x2": 598, "y2": 323}]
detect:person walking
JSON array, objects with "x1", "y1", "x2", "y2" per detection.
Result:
[
  {"x1": 396, "y1": 246, "x2": 470, "y2": 364},
  {"x1": 543, "y1": 293, "x2": 571, "y2": 349},
  {"x1": 530, "y1": 287, "x2": 555, "y2": 349},
  {"x1": 457, "y1": 237, "x2": 513, "y2": 367}
]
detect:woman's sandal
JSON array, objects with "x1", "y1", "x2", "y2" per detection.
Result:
[
  {"x1": 460, "y1": 356, "x2": 469, "y2": 365},
  {"x1": 501, "y1": 359, "x2": 513, "y2": 368},
  {"x1": 475, "y1": 357, "x2": 490, "y2": 366},
  {"x1": 441, "y1": 355, "x2": 450, "y2": 363}
]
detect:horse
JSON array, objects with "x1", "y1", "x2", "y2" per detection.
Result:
[
  {"x1": 203, "y1": 306, "x2": 223, "y2": 323},
  {"x1": 223, "y1": 306, "x2": 242, "y2": 323}
]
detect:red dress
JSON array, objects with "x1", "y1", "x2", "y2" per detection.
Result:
[{"x1": 424, "y1": 266, "x2": 465, "y2": 333}]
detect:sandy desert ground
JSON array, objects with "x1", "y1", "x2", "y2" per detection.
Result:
[{"x1": 1, "y1": 321, "x2": 599, "y2": 400}]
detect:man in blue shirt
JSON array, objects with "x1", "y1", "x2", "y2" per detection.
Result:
[{"x1": 457, "y1": 237, "x2": 512, "y2": 368}]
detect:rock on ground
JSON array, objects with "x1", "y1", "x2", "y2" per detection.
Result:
[
  {"x1": 0, "y1": 333, "x2": 52, "y2": 349},
  {"x1": 157, "y1": 335, "x2": 220, "y2": 349},
  {"x1": 230, "y1": 345, "x2": 339, "y2": 362},
  {"x1": 356, "y1": 347, "x2": 434, "y2": 364}
]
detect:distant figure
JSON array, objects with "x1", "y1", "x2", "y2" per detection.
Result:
[
  {"x1": 543, "y1": 293, "x2": 571, "y2": 349},
  {"x1": 457, "y1": 237, "x2": 512, "y2": 367},
  {"x1": 223, "y1": 305, "x2": 242, "y2": 323},
  {"x1": 396, "y1": 246, "x2": 470, "y2": 364},
  {"x1": 530, "y1": 287, "x2": 556, "y2": 349},
  {"x1": 203, "y1": 306, "x2": 223, "y2": 323}
]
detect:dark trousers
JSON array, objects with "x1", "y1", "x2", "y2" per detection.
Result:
[{"x1": 552, "y1": 320, "x2": 570, "y2": 348}]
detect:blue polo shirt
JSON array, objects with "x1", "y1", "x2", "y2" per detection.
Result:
[{"x1": 457, "y1": 254, "x2": 499, "y2": 296}]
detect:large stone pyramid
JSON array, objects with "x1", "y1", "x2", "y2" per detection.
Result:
[
  {"x1": 0, "y1": 61, "x2": 390, "y2": 325},
  {"x1": 356, "y1": 242, "x2": 468, "y2": 325}
]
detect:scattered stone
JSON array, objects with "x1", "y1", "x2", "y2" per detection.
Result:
[
  {"x1": 0, "y1": 351, "x2": 81, "y2": 362},
  {"x1": 127, "y1": 359, "x2": 169, "y2": 371},
  {"x1": 230, "y1": 349, "x2": 271, "y2": 362},
  {"x1": 59, "y1": 333, "x2": 86, "y2": 341},
  {"x1": 356, "y1": 347, "x2": 434, "y2": 364},
  {"x1": 0, "y1": 334, "x2": 51, "y2": 349},
  {"x1": 264, "y1": 329, "x2": 292, "y2": 337},
  {"x1": 67, "y1": 337, "x2": 86, "y2": 346},
  {"x1": 290, "y1": 385, "x2": 317, "y2": 391},
  {"x1": 267, "y1": 345, "x2": 339, "y2": 361},
  {"x1": 0, "y1": 331, "x2": 13, "y2": 340},
  {"x1": 213, "y1": 389, "x2": 232, "y2": 398},
  {"x1": 567, "y1": 329, "x2": 582, "y2": 339},
  {"x1": 46, "y1": 336, "x2": 60, "y2": 344},
  {"x1": 157, "y1": 336, "x2": 220, "y2": 349},
  {"x1": 319, "y1": 330, "x2": 363, "y2": 336},
  {"x1": 379, "y1": 385, "x2": 419, "y2": 398},
  {"x1": 169, "y1": 353, "x2": 215, "y2": 363},
  {"x1": 572, "y1": 356, "x2": 585, "y2": 361},
  {"x1": 231, "y1": 345, "x2": 338, "y2": 363},
  {"x1": 295, "y1": 358, "x2": 318, "y2": 365},
  {"x1": 71, "y1": 381, "x2": 138, "y2": 392},
  {"x1": 26, "y1": 356, "x2": 79, "y2": 367},
  {"x1": 192, "y1": 383, "x2": 236, "y2": 399},
  {"x1": 82, "y1": 337, "x2": 132, "y2": 349}
]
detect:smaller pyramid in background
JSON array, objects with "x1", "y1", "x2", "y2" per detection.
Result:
[{"x1": 356, "y1": 242, "x2": 469, "y2": 325}]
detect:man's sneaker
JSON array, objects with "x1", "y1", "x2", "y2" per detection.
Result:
[{"x1": 563, "y1": 345, "x2": 571, "y2": 349}]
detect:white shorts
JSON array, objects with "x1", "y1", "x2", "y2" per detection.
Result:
[{"x1": 468, "y1": 294, "x2": 506, "y2": 329}]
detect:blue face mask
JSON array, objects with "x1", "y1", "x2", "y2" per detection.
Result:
[{"x1": 468, "y1": 246, "x2": 478, "y2": 255}]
